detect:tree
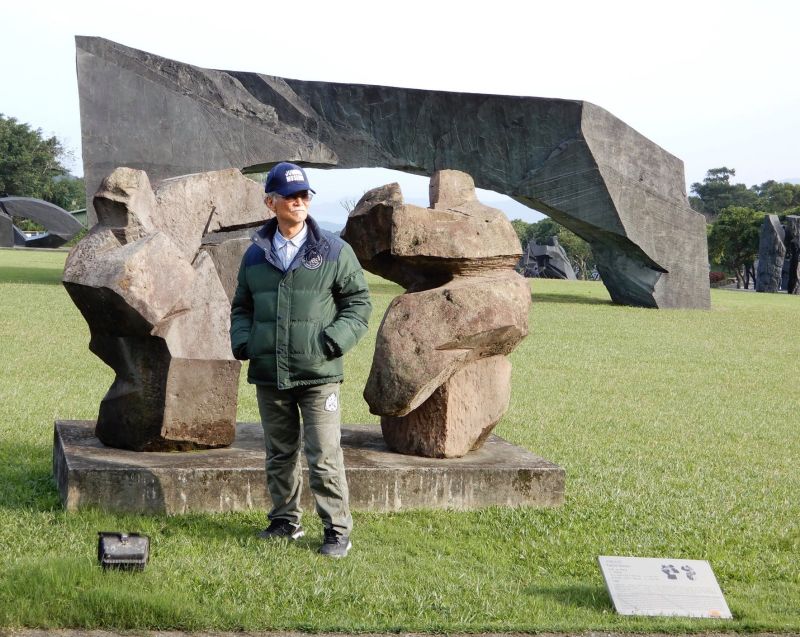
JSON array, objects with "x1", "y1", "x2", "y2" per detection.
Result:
[
  {"x1": 557, "y1": 229, "x2": 595, "y2": 279},
  {"x1": 0, "y1": 114, "x2": 85, "y2": 210},
  {"x1": 339, "y1": 197, "x2": 357, "y2": 215},
  {"x1": 529, "y1": 218, "x2": 561, "y2": 244},
  {"x1": 707, "y1": 206, "x2": 765, "y2": 288},
  {"x1": 46, "y1": 175, "x2": 85, "y2": 211},
  {"x1": 510, "y1": 218, "x2": 534, "y2": 246},
  {"x1": 1, "y1": 114, "x2": 66, "y2": 197},
  {"x1": 690, "y1": 167, "x2": 758, "y2": 218},
  {"x1": 750, "y1": 180, "x2": 800, "y2": 213}
]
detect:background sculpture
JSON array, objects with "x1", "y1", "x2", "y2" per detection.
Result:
[
  {"x1": 63, "y1": 168, "x2": 269, "y2": 451},
  {"x1": 76, "y1": 36, "x2": 710, "y2": 310},
  {"x1": 787, "y1": 217, "x2": 800, "y2": 294},
  {"x1": 518, "y1": 237, "x2": 577, "y2": 280},
  {"x1": 343, "y1": 170, "x2": 529, "y2": 458},
  {"x1": 0, "y1": 197, "x2": 84, "y2": 248},
  {"x1": 756, "y1": 214, "x2": 800, "y2": 294}
]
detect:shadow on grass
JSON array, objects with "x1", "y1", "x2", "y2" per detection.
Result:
[
  {"x1": 531, "y1": 291, "x2": 613, "y2": 306},
  {"x1": 0, "y1": 441, "x2": 61, "y2": 512},
  {"x1": 163, "y1": 510, "x2": 269, "y2": 541},
  {"x1": 0, "y1": 266, "x2": 63, "y2": 286},
  {"x1": 524, "y1": 583, "x2": 611, "y2": 612}
]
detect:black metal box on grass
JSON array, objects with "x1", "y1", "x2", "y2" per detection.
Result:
[{"x1": 97, "y1": 532, "x2": 149, "y2": 570}]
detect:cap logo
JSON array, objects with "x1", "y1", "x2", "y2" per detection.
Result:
[{"x1": 265, "y1": 162, "x2": 315, "y2": 195}]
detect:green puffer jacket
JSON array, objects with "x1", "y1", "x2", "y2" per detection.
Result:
[{"x1": 230, "y1": 216, "x2": 371, "y2": 389}]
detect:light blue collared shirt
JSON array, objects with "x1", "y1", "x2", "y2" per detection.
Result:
[{"x1": 272, "y1": 223, "x2": 308, "y2": 271}]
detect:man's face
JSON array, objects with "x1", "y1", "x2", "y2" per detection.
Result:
[{"x1": 267, "y1": 191, "x2": 311, "y2": 228}]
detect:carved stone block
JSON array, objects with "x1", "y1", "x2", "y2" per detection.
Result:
[{"x1": 63, "y1": 168, "x2": 269, "y2": 450}]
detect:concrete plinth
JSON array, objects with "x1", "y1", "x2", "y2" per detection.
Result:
[{"x1": 53, "y1": 421, "x2": 565, "y2": 514}]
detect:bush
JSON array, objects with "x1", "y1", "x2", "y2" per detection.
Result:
[{"x1": 709, "y1": 270, "x2": 729, "y2": 287}]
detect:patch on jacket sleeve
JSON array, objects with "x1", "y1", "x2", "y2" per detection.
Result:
[{"x1": 324, "y1": 392, "x2": 339, "y2": 412}]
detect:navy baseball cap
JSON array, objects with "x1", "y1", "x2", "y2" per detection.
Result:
[{"x1": 265, "y1": 162, "x2": 316, "y2": 196}]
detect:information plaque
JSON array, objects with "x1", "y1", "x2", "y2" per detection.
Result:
[{"x1": 598, "y1": 556, "x2": 732, "y2": 618}]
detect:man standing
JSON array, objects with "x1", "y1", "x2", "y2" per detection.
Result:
[{"x1": 230, "y1": 162, "x2": 371, "y2": 558}]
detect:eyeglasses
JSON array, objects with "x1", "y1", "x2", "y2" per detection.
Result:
[{"x1": 279, "y1": 190, "x2": 313, "y2": 202}]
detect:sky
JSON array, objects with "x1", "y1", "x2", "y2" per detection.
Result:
[{"x1": 2, "y1": 0, "x2": 799, "y2": 225}]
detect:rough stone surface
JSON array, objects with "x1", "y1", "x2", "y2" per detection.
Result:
[
  {"x1": 784, "y1": 216, "x2": 800, "y2": 294},
  {"x1": 54, "y1": 421, "x2": 565, "y2": 513},
  {"x1": 199, "y1": 228, "x2": 254, "y2": 302},
  {"x1": 0, "y1": 197, "x2": 84, "y2": 248},
  {"x1": 76, "y1": 36, "x2": 709, "y2": 309},
  {"x1": 154, "y1": 170, "x2": 267, "y2": 261},
  {"x1": 381, "y1": 356, "x2": 512, "y2": 458},
  {"x1": 343, "y1": 176, "x2": 522, "y2": 290},
  {"x1": 62, "y1": 168, "x2": 268, "y2": 451},
  {"x1": 345, "y1": 170, "x2": 529, "y2": 457},
  {"x1": 365, "y1": 271, "x2": 529, "y2": 417},
  {"x1": 756, "y1": 214, "x2": 786, "y2": 293},
  {"x1": 0, "y1": 208, "x2": 12, "y2": 247}
]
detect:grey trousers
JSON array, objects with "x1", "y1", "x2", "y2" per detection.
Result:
[{"x1": 256, "y1": 382, "x2": 352, "y2": 535}]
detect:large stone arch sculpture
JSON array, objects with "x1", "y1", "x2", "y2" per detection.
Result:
[{"x1": 76, "y1": 36, "x2": 709, "y2": 309}]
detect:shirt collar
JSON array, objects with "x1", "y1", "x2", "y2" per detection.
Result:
[{"x1": 273, "y1": 222, "x2": 308, "y2": 249}]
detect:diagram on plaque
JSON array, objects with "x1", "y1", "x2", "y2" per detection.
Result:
[{"x1": 598, "y1": 555, "x2": 732, "y2": 619}]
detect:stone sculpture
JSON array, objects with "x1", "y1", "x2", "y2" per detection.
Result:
[
  {"x1": 62, "y1": 168, "x2": 269, "y2": 451},
  {"x1": 519, "y1": 237, "x2": 577, "y2": 280},
  {"x1": 756, "y1": 215, "x2": 788, "y2": 293},
  {"x1": 784, "y1": 216, "x2": 800, "y2": 294},
  {"x1": 0, "y1": 197, "x2": 84, "y2": 248},
  {"x1": 342, "y1": 170, "x2": 529, "y2": 458},
  {"x1": 75, "y1": 36, "x2": 710, "y2": 310},
  {"x1": 0, "y1": 208, "x2": 14, "y2": 246}
]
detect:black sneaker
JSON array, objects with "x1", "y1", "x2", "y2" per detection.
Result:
[
  {"x1": 318, "y1": 527, "x2": 352, "y2": 558},
  {"x1": 257, "y1": 519, "x2": 304, "y2": 540}
]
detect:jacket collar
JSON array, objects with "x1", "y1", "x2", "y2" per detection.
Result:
[
  {"x1": 255, "y1": 215, "x2": 324, "y2": 243},
  {"x1": 251, "y1": 215, "x2": 328, "y2": 271}
]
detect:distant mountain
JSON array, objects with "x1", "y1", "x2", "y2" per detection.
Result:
[
  {"x1": 782, "y1": 178, "x2": 800, "y2": 185},
  {"x1": 316, "y1": 220, "x2": 344, "y2": 233}
]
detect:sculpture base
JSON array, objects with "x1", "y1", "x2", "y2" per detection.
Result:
[{"x1": 53, "y1": 421, "x2": 565, "y2": 514}]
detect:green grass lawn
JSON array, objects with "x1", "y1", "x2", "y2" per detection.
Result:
[{"x1": 0, "y1": 247, "x2": 798, "y2": 632}]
